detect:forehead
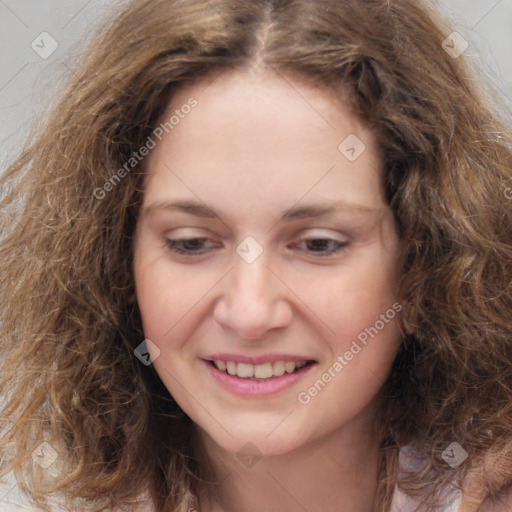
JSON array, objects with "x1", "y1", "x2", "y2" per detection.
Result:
[
  {"x1": 142, "y1": 68, "x2": 385, "y2": 216},
  {"x1": 157, "y1": 68, "x2": 372, "y2": 148}
]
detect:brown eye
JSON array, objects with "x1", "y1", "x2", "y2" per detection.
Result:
[
  {"x1": 164, "y1": 237, "x2": 217, "y2": 256},
  {"x1": 289, "y1": 238, "x2": 348, "y2": 257}
]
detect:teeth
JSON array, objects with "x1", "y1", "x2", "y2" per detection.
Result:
[
  {"x1": 213, "y1": 360, "x2": 309, "y2": 379},
  {"x1": 254, "y1": 362, "x2": 273, "y2": 379},
  {"x1": 226, "y1": 361, "x2": 237, "y2": 376},
  {"x1": 285, "y1": 361, "x2": 296, "y2": 374},
  {"x1": 236, "y1": 363, "x2": 254, "y2": 378},
  {"x1": 273, "y1": 361, "x2": 285, "y2": 376},
  {"x1": 215, "y1": 360, "x2": 226, "y2": 371}
]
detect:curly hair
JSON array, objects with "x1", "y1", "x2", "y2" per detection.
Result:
[{"x1": 1, "y1": 0, "x2": 512, "y2": 511}]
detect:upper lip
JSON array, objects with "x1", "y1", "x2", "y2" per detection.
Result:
[{"x1": 203, "y1": 353, "x2": 316, "y2": 365}]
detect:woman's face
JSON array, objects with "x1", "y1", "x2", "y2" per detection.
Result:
[{"x1": 133, "y1": 69, "x2": 402, "y2": 457}]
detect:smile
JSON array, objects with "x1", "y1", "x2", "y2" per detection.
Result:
[
  {"x1": 204, "y1": 358, "x2": 317, "y2": 397},
  {"x1": 212, "y1": 360, "x2": 310, "y2": 380}
]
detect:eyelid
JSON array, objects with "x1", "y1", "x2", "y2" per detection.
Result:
[{"x1": 294, "y1": 228, "x2": 348, "y2": 241}]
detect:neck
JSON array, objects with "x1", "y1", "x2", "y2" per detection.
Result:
[{"x1": 194, "y1": 405, "x2": 384, "y2": 512}]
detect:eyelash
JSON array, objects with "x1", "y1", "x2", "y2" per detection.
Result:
[{"x1": 164, "y1": 237, "x2": 348, "y2": 258}]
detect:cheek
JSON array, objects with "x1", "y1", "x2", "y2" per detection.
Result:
[
  {"x1": 317, "y1": 266, "x2": 399, "y2": 337},
  {"x1": 134, "y1": 249, "x2": 211, "y2": 363},
  {"x1": 311, "y1": 256, "x2": 401, "y2": 381},
  {"x1": 300, "y1": 318, "x2": 401, "y2": 427},
  {"x1": 134, "y1": 250, "x2": 179, "y2": 339}
]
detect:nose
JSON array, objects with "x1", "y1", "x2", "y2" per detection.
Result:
[{"x1": 213, "y1": 248, "x2": 293, "y2": 340}]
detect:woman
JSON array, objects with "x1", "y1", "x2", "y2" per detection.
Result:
[{"x1": 1, "y1": 0, "x2": 511, "y2": 511}]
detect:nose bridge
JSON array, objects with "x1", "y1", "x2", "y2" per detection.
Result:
[
  {"x1": 231, "y1": 249, "x2": 274, "y2": 310},
  {"x1": 213, "y1": 244, "x2": 292, "y2": 338}
]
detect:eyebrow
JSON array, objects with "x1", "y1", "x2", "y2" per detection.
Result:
[{"x1": 142, "y1": 199, "x2": 381, "y2": 222}]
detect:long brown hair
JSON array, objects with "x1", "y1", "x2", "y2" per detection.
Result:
[{"x1": 1, "y1": 1, "x2": 512, "y2": 511}]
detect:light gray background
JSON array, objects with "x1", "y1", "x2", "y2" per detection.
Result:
[{"x1": 1, "y1": 0, "x2": 512, "y2": 174}]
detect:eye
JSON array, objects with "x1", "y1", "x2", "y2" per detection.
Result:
[
  {"x1": 288, "y1": 237, "x2": 348, "y2": 257},
  {"x1": 164, "y1": 235, "x2": 348, "y2": 258},
  {"x1": 164, "y1": 237, "x2": 219, "y2": 256}
]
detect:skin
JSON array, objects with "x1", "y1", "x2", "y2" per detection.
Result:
[{"x1": 133, "y1": 66, "x2": 403, "y2": 512}]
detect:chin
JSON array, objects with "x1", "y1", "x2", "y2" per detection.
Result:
[{"x1": 204, "y1": 422, "x2": 305, "y2": 460}]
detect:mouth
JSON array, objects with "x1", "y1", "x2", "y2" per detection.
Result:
[
  {"x1": 208, "y1": 359, "x2": 316, "y2": 380},
  {"x1": 203, "y1": 356, "x2": 317, "y2": 397}
]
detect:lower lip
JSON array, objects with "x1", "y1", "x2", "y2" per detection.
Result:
[{"x1": 203, "y1": 360, "x2": 316, "y2": 397}]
